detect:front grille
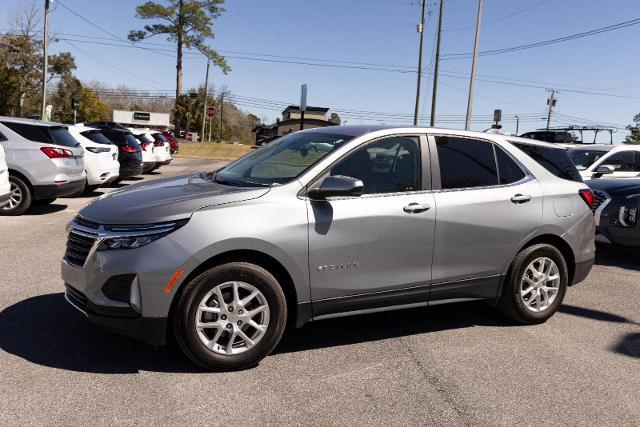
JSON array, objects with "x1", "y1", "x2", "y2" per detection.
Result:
[
  {"x1": 64, "y1": 230, "x2": 97, "y2": 267},
  {"x1": 74, "y1": 216, "x2": 99, "y2": 229},
  {"x1": 592, "y1": 190, "x2": 609, "y2": 213},
  {"x1": 65, "y1": 284, "x2": 88, "y2": 312}
]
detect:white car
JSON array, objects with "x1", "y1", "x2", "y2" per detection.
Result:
[
  {"x1": 68, "y1": 124, "x2": 120, "y2": 192},
  {"x1": 0, "y1": 145, "x2": 10, "y2": 207},
  {"x1": 565, "y1": 144, "x2": 640, "y2": 179},
  {"x1": 129, "y1": 129, "x2": 157, "y2": 173},
  {"x1": 148, "y1": 131, "x2": 172, "y2": 168}
]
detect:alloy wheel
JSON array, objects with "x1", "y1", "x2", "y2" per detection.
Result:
[
  {"x1": 4, "y1": 182, "x2": 22, "y2": 210},
  {"x1": 520, "y1": 257, "x2": 561, "y2": 313},
  {"x1": 195, "y1": 281, "x2": 270, "y2": 355}
]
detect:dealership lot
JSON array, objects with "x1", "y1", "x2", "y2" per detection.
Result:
[{"x1": 0, "y1": 157, "x2": 638, "y2": 425}]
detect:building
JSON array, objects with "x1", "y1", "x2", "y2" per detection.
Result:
[
  {"x1": 253, "y1": 105, "x2": 334, "y2": 143},
  {"x1": 112, "y1": 110, "x2": 171, "y2": 128}
]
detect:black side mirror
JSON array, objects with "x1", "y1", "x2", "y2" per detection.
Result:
[{"x1": 308, "y1": 175, "x2": 364, "y2": 200}]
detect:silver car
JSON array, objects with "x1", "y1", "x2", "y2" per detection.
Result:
[
  {"x1": 62, "y1": 126, "x2": 595, "y2": 370},
  {"x1": 0, "y1": 117, "x2": 85, "y2": 215}
]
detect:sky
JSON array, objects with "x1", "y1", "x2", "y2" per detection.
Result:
[{"x1": 2, "y1": 0, "x2": 639, "y2": 142}]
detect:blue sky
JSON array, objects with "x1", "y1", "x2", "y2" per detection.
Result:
[{"x1": 3, "y1": 0, "x2": 639, "y2": 141}]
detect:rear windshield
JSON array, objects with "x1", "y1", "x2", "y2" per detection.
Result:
[
  {"x1": 0, "y1": 122, "x2": 79, "y2": 147},
  {"x1": 124, "y1": 134, "x2": 141, "y2": 149},
  {"x1": 512, "y1": 142, "x2": 583, "y2": 182},
  {"x1": 152, "y1": 133, "x2": 167, "y2": 142},
  {"x1": 567, "y1": 149, "x2": 610, "y2": 171},
  {"x1": 81, "y1": 130, "x2": 113, "y2": 145}
]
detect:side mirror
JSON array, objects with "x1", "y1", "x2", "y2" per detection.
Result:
[
  {"x1": 595, "y1": 165, "x2": 615, "y2": 175},
  {"x1": 308, "y1": 175, "x2": 364, "y2": 200}
]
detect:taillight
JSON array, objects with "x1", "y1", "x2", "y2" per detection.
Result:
[
  {"x1": 579, "y1": 189, "x2": 594, "y2": 209},
  {"x1": 120, "y1": 145, "x2": 138, "y2": 153},
  {"x1": 153, "y1": 141, "x2": 164, "y2": 147},
  {"x1": 41, "y1": 147, "x2": 73, "y2": 158},
  {"x1": 141, "y1": 142, "x2": 148, "y2": 150}
]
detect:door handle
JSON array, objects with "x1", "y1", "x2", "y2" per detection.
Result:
[
  {"x1": 403, "y1": 203, "x2": 431, "y2": 213},
  {"x1": 511, "y1": 194, "x2": 532, "y2": 204}
]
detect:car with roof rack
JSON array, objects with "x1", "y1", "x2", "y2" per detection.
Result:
[{"x1": 62, "y1": 125, "x2": 595, "y2": 371}]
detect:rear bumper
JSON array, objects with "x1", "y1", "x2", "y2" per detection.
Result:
[
  {"x1": 572, "y1": 257, "x2": 594, "y2": 286},
  {"x1": 119, "y1": 163, "x2": 143, "y2": 179},
  {"x1": 156, "y1": 159, "x2": 172, "y2": 167},
  {"x1": 65, "y1": 284, "x2": 167, "y2": 345},
  {"x1": 33, "y1": 179, "x2": 84, "y2": 200},
  {"x1": 143, "y1": 161, "x2": 156, "y2": 172}
]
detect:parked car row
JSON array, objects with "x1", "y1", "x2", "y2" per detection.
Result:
[{"x1": 0, "y1": 116, "x2": 175, "y2": 216}]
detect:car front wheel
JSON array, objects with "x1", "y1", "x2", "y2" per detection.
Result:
[
  {"x1": 499, "y1": 244, "x2": 568, "y2": 324},
  {"x1": 173, "y1": 262, "x2": 287, "y2": 371}
]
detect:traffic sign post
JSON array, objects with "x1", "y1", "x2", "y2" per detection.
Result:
[{"x1": 300, "y1": 84, "x2": 307, "y2": 131}]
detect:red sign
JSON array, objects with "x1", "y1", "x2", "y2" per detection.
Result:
[{"x1": 207, "y1": 106, "x2": 216, "y2": 117}]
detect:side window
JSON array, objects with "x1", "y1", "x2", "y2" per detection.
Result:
[
  {"x1": 0, "y1": 122, "x2": 50, "y2": 143},
  {"x1": 603, "y1": 151, "x2": 639, "y2": 172},
  {"x1": 0, "y1": 130, "x2": 6, "y2": 142},
  {"x1": 435, "y1": 136, "x2": 497, "y2": 189},
  {"x1": 512, "y1": 142, "x2": 583, "y2": 182},
  {"x1": 330, "y1": 136, "x2": 421, "y2": 194},
  {"x1": 495, "y1": 146, "x2": 526, "y2": 184}
]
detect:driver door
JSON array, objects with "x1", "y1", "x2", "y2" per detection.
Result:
[{"x1": 306, "y1": 135, "x2": 435, "y2": 317}]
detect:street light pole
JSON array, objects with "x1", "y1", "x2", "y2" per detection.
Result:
[
  {"x1": 200, "y1": 59, "x2": 210, "y2": 143},
  {"x1": 465, "y1": 0, "x2": 483, "y2": 130},
  {"x1": 430, "y1": 0, "x2": 444, "y2": 127},
  {"x1": 41, "y1": 0, "x2": 50, "y2": 120},
  {"x1": 413, "y1": 0, "x2": 427, "y2": 126}
]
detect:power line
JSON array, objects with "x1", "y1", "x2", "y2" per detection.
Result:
[
  {"x1": 443, "y1": 16, "x2": 640, "y2": 58},
  {"x1": 444, "y1": 0, "x2": 552, "y2": 32}
]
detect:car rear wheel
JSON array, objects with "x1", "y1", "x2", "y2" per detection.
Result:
[
  {"x1": 173, "y1": 262, "x2": 287, "y2": 371},
  {"x1": 498, "y1": 244, "x2": 568, "y2": 324},
  {"x1": 1, "y1": 175, "x2": 32, "y2": 216}
]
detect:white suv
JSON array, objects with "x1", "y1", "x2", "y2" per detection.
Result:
[
  {"x1": 129, "y1": 128, "x2": 157, "y2": 172},
  {"x1": 0, "y1": 117, "x2": 85, "y2": 215},
  {"x1": 68, "y1": 124, "x2": 120, "y2": 192},
  {"x1": 566, "y1": 144, "x2": 640, "y2": 179},
  {"x1": 0, "y1": 145, "x2": 9, "y2": 207}
]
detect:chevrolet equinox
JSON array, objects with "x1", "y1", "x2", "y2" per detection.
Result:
[{"x1": 62, "y1": 126, "x2": 595, "y2": 370}]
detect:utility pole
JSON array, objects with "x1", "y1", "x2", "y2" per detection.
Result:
[
  {"x1": 546, "y1": 89, "x2": 557, "y2": 129},
  {"x1": 514, "y1": 115, "x2": 520, "y2": 134},
  {"x1": 430, "y1": 0, "x2": 444, "y2": 127},
  {"x1": 200, "y1": 59, "x2": 210, "y2": 143},
  {"x1": 413, "y1": 0, "x2": 427, "y2": 126},
  {"x1": 41, "y1": 0, "x2": 50, "y2": 120},
  {"x1": 218, "y1": 92, "x2": 224, "y2": 142},
  {"x1": 208, "y1": 110, "x2": 213, "y2": 142},
  {"x1": 465, "y1": 0, "x2": 483, "y2": 130}
]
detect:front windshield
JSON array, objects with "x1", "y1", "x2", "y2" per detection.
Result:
[
  {"x1": 567, "y1": 149, "x2": 609, "y2": 170},
  {"x1": 214, "y1": 132, "x2": 353, "y2": 186}
]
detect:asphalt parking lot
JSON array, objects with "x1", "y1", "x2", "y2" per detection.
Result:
[{"x1": 1, "y1": 156, "x2": 639, "y2": 425}]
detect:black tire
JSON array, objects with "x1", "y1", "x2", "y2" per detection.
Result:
[
  {"x1": 0, "y1": 175, "x2": 32, "y2": 216},
  {"x1": 33, "y1": 198, "x2": 56, "y2": 206},
  {"x1": 498, "y1": 244, "x2": 568, "y2": 324},
  {"x1": 84, "y1": 184, "x2": 99, "y2": 194},
  {"x1": 173, "y1": 262, "x2": 287, "y2": 371}
]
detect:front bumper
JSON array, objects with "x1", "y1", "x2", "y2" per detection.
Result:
[
  {"x1": 33, "y1": 179, "x2": 85, "y2": 200},
  {"x1": 65, "y1": 283, "x2": 167, "y2": 345},
  {"x1": 596, "y1": 201, "x2": 640, "y2": 248}
]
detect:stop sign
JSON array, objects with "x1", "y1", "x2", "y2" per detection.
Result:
[{"x1": 207, "y1": 106, "x2": 216, "y2": 117}]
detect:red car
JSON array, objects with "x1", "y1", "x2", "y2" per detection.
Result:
[{"x1": 162, "y1": 130, "x2": 179, "y2": 154}]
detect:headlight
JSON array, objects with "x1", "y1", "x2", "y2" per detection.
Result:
[
  {"x1": 619, "y1": 206, "x2": 638, "y2": 228},
  {"x1": 98, "y1": 219, "x2": 188, "y2": 250}
]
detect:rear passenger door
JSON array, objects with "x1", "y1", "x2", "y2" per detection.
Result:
[{"x1": 428, "y1": 135, "x2": 543, "y2": 302}]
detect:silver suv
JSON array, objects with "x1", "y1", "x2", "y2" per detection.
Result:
[
  {"x1": 0, "y1": 117, "x2": 85, "y2": 215},
  {"x1": 62, "y1": 126, "x2": 595, "y2": 370}
]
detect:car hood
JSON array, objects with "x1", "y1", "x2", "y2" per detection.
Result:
[
  {"x1": 587, "y1": 178, "x2": 640, "y2": 197},
  {"x1": 79, "y1": 173, "x2": 270, "y2": 224}
]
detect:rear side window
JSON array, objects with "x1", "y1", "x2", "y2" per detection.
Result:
[
  {"x1": 81, "y1": 130, "x2": 113, "y2": 145},
  {"x1": 48, "y1": 127, "x2": 80, "y2": 147},
  {"x1": 1, "y1": 122, "x2": 50, "y2": 143},
  {"x1": 0, "y1": 131, "x2": 6, "y2": 142},
  {"x1": 436, "y1": 136, "x2": 497, "y2": 189},
  {"x1": 124, "y1": 134, "x2": 141, "y2": 148},
  {"x1": 496, "y1": 146, "x2": 526, "y2": 184},
  {"x1": 152, "y1": 133, "x2": 167, "y2": 142},
  {"x1": 513, "y1": 142, "x2": 582, "y2": 182}
]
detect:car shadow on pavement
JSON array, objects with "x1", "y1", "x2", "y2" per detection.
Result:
[
  {"x1": 612, "y1": 333, "x2": 640, "y2": 358},
  {"x1": 559, "y1": 304, "x2": 639, "y2": 325},
  {"x1": 0, "y1": 293, "x2": 202, "y2": 374},
  {"x1": 274, "y1": 302, "x2": 513, "y2": 355},
  {"x1": 24, "y1": 203, "x2": 68, "y2": 215},
  {"x1": 0, "y1": 294, "x2": 511, "y2": 374},
  {"x1": 595, "y1": 244, "x2": 640, "y2": 272}
]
